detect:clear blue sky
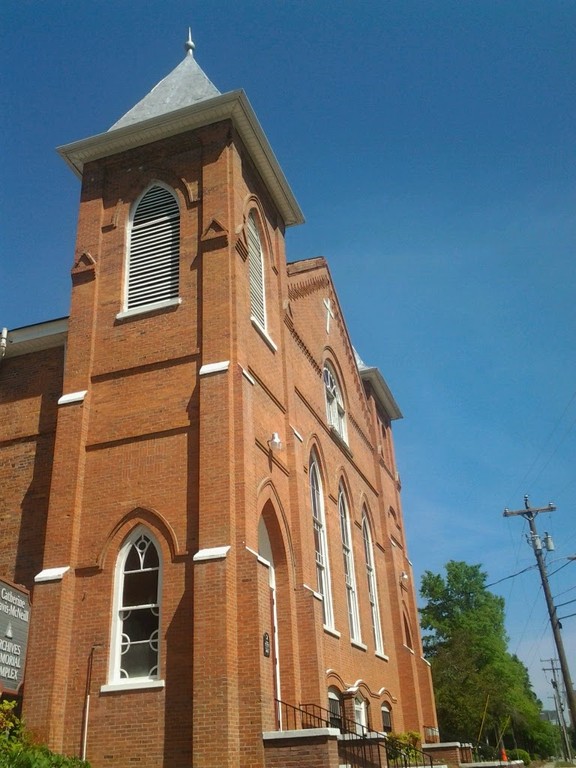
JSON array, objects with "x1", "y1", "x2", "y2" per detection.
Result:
[{"x1": 3, "y1": 1, "x2": 575, "y2": 708}]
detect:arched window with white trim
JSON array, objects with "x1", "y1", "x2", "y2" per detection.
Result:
[
  {"x1": 109, "y1": 527, "x2": 162, "y2": 685},
  {"x1": 338, "y1": 484, "x2": 361, "y2": 642},
  {"x1": 362, "y1": 508, "x2": 384, "y2": 655},
  {"x1": 381, "y1": 704, "x2": 393, "y2": 733},
  {"x1": 354, "y1": 695, "x2": 368, "y2": 735},
  {"x1": 247, "y1": 210, "x2": 267, "y2": 330},
  {"x1": 328, "y1": 687, "x2": 343, "y2": 730},
  {"x1": 323, "y1": 364, "x2": 347, "y2": 441},
  {"x1": 126, "y1": 184, "x2": 180, "y2": 312},
  {"x1": 309, "y1": 453, "x2": 334, "y2": 629}
]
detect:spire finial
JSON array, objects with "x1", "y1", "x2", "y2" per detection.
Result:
[{"x1": 185, "y1": 27, "x2": 195, "y2": 57}]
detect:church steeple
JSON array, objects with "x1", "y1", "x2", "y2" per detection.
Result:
[
  {"x1": 59, "y1": 34, "x2": 304, "y2": 227},
  {"x1": 108, "y1": 30, "x2": 220, "y2": 131}
]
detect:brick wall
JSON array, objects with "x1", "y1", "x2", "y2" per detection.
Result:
[{"x1": 3, "y1": 101, "x2": 437, "y2": 767}]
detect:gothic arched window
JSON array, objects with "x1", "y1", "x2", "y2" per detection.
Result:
[
  {"x1": 126, "y1": 184, "x2": 180, "y2": 312},
  {"x1": 109, "y1": 528, "x2": 162, "y2": 685},
  {"x1": 362, "y1": 509, "x2": 384, "y2": 655},
  {"x1": 323, "y1": 364, "x2": 347, "y2": 441},
  {"x1": 310, "y1": 453, "x2": 334, "y2": 629},
  {"x1": 339, "y1": 484, "x2": 361, "y2": 642},
  {"x1": 381, "y1": 704, "x2": 393, "y2": 733},
  {"x1": 328, "y1": 687, "x2": 343, "y2": 730},
  {"x1": 247, "y1": 210, "x2": 267, "y2": 330}
]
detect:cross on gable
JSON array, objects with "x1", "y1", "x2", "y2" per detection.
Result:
[{"x1": 323, "y1": 298, "x2": 334, "y2": 333}]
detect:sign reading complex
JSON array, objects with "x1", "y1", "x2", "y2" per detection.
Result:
[{"x1": 0, "y1": 579, "x2": 31, "y2": 694}]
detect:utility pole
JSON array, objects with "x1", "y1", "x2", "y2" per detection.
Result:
[
  {"x1": 503, "y1": 496, "x2": 576, "y2": 731},
  {"x1": 543, "y1": 658, "x2": 573, "y2": 760}
]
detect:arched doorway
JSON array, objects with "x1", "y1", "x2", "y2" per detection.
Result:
[{"x1": 258, "y1": 516, "x2": 282, "y2": 723}]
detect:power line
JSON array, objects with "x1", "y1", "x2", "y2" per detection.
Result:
[
  {"x1": 486, "y1": 563, "x2": 537, "y2": 588},
  {"x1": 507, "y1": 387, "x2": 576, "y2": 503}
]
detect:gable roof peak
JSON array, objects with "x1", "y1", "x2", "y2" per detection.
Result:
[{"x1": 108, "y1": 30, "x2": 220, "y2": 131}]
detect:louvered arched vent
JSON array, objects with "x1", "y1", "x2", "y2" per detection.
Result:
[
  {"x1": 127, "y1": 185, "x2": 180, "y2": 310},
  {"x1": 247, "y1": 211, "x2": 266, "y2": 329}
]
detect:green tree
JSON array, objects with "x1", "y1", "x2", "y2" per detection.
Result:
[{"x1": 420, "y1": 561, "x2": 556, "y2": 756}]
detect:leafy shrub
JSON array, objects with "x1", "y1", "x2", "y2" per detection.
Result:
[
  {"x1": 387, "y1": 731, "x2": 423, "y2": 762},
  {"x1": 507, "y1": 748, "x2": 531, "y2": 765},
  {"x1": 0, "y1": 700, "x2": 89, "y2": 767}
]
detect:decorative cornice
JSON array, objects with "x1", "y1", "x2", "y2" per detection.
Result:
[
  {"x1": 58, "y1": 90, "x2": 304, "y2": 228},
  {"x1": 284, "y1": 315, "x2": 322, "y2": 376},
  {"x1": 288, "y1": 274, "x2": 330, "y2": 301}
]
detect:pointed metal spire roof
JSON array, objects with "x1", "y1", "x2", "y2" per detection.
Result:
[
  {"x1": 59, "y1": 32, "x2": 304, "y2": 226},
  {"x1": 108, "y1": 30, "x2": 220, "y2": 131}
]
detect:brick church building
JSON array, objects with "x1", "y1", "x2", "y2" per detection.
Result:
[{"x1": 1, "y1": 33, "x2": 437, "y2": 767}]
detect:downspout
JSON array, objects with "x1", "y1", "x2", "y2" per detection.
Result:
[{"x1": 0, "y1": 328, "x2": 8, "y2": 362}]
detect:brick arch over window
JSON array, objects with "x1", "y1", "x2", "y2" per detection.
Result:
[
  {"x1": 125, "y1": 183, "x2": 180, "y2": 312},
  {"x1": 98, "y1": 506, "x2": 182, "y2": 569}
]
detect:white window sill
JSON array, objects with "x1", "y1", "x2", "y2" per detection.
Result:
[
  {"x1": 100, "y1": 679, "x2": 165, "y2": 693},
  {"x1": 116, "y1": 297, "x2": 181, "y2": 320},
  {"x1": 351, "y1": 639, "x2": 367, "y2": 651},
  {"x1": 251, "y1": 317, "x2": 277, "y2": 351},
  {"x1": 375, "y1": 651, "x2": 389, "y2": 661},
  {"x1": 323, "y1": 625, "x2": 341, "y2": 639}
]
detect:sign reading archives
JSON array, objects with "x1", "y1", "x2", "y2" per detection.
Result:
[{"x1": 0, "y1": 579, "x2": 30, "y2": 694}]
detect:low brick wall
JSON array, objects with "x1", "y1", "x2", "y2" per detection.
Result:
[
  {"x1": 423, "y1": 742, "x2": 463, "y2": 767},
  {"x1": 263, "y1": 728, "x2": 340, "y2": 768}
]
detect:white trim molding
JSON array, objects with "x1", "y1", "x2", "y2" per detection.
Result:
[
  {"x1": 302, "y1": 584, "x2": 323, "y2": 600},
  {"x1": 291, "y1": 426, "x2": 304, "y2": 442},
  {"x1": 263, "y1": 728, "x2": 340, "y2": 740},
  {"x1": 34, "y1": 566, "x2": 70, "y2": 583},
  {"x1": 245, "y1": 546, "x2": 270, "y2": 567},
  {"x1": 58, "y1": 391, "x2": 87, "y2": 406},
  {"x1": 101, "y1": 679, "x2": 165, "y2": 694},
  {"x1": 251, "y1": 318, "x2": 277, "y2": 351},
  {"x1": 193, "y1": 546, "x2": 231, "y2": 562},
  {"x1": 116, "y1": 297, "x2": 182, "y2": 321},
  {"x1": 199, "y1": 361, "x2": 230, "y2": 376},
  {"x1": 241, "y1": 367, "x2": 256, "y2": 385}
]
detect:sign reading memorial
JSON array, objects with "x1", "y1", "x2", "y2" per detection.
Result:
[{"x1": 0, "y1": 579, "x2": 30, "y2": 694}]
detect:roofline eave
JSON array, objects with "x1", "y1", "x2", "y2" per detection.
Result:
[
  {"x1": 57, "y1": 90, "x2": 304, "y2": 227},
  {"x1": 359, "y1": 366, "x2": 403, "y2": 421}
]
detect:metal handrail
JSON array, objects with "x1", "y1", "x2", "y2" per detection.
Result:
[{"x1": 274, "y1": 699, "x2": 433, "y2": 768}]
